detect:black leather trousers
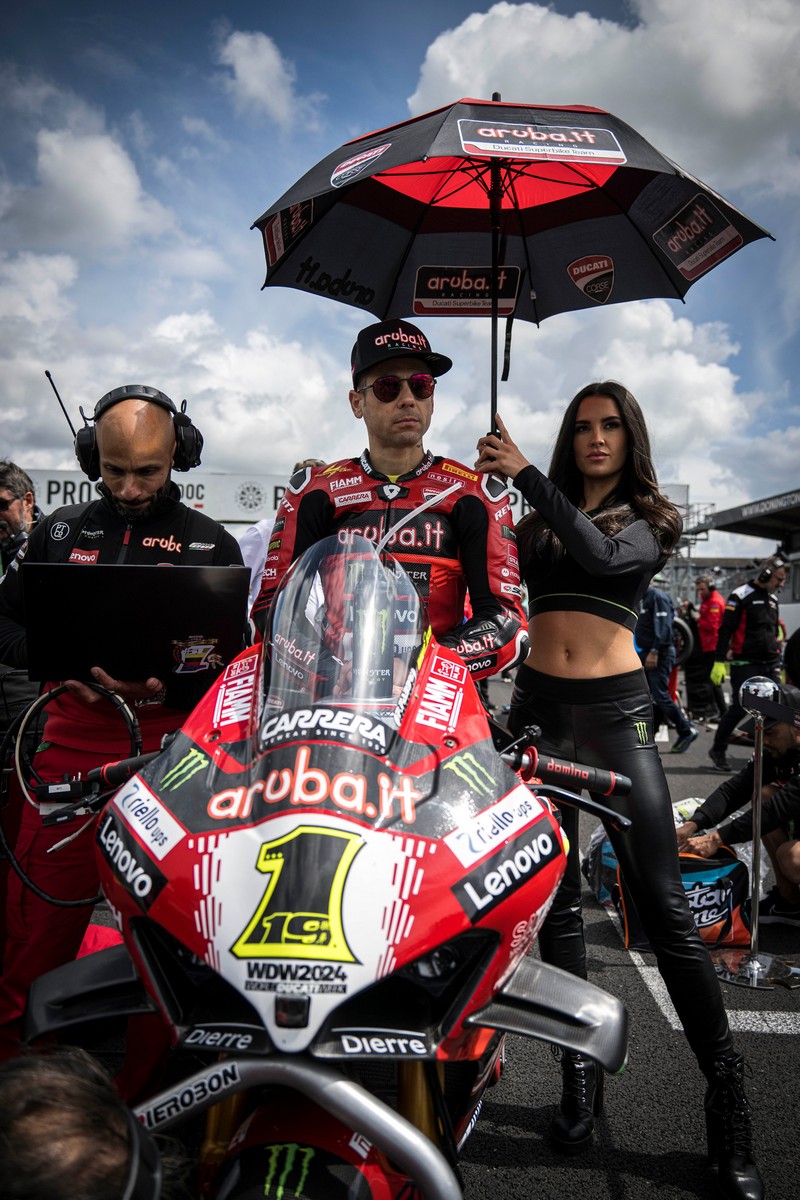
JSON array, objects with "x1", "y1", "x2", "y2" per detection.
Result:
[{"x1": 510, "y1": 664, "x2": 733, "y2": 1065}]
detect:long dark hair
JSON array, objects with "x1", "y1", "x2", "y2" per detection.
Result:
[{"x1": 516, "y1": 381, "x2": 682, "y2": 567}]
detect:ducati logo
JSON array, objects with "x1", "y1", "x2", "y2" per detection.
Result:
[
  {"x1": 377, "y1": 483, "x2": 407, "y2": 502},
  {"x1": 567, "y1": 255, "x2": 614, "y2": 304}
]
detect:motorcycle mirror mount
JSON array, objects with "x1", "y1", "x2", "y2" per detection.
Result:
[{"x1": 496, "y1": 723, "x2": 542, "y2": 756}]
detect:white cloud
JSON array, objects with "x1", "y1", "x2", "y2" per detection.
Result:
[
  {"x1": 0, "y1": 63, "x2": 102, "y2": 138},
  {"x1": 414, "y1": 298, "x2": 785, "y2": 511},
  {"x1": 409, "y1": 0, "x2": 800, "y2": 196},
  {"x1": 1, "y1": 127, "x2": 175, "y2": 254},
  {"x1": 0, "y1": 252, "x2": 78, "y2": 326},
  {"x1": 153, "y1": 243, "x2": 231, "y2": 282},
  {"x1": 215, "y1": 29, "x2": 325, "y2": 129}
]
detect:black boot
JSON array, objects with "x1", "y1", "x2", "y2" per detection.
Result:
[
  {"x1": 704, "y1": 1054, "x2": 764, "y2": 1200},
  {"x1": 550, "y1": 1046, "x2": 604, "y2": 1154}
]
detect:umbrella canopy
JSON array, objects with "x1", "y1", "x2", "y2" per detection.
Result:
[{"x1": 253, "y1": 97, "x2": 772, "y2": 413}]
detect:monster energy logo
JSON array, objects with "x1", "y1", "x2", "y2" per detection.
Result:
[
  {"x1": 160, "y1": 748, "x2": 209, "y2": 791},
  {"x1": 443, "y1": 752, "x2": 494, "y2": 796},
  {"x1": 264, "y1": 1143, "x2": 315, "y2": 1198},
  {"x1": 633, "y1": 720, "x2": 648, "y2": 745}
]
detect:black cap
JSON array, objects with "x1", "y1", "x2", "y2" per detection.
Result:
[{"x1": 351, "y1": 319, "x2": 452, "y2": 382}]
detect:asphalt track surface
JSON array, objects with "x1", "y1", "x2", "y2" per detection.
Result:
[{"x1": 459, "y1": 677, "x2": 800, "y2": 1200}]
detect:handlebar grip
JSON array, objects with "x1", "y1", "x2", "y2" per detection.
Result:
[
  {"x1": 519, "y1": 747, "x2": 631, "y2": 797},
  {"x1": 87, "y1": 751, "x2": 161, "y2": 789}
]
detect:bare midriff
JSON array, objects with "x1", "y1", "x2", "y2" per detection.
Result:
[{"x1": 525, "y1": 610, "x2": 641, "y2": 679}]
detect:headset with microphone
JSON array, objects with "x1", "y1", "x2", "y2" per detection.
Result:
[
  {"x1": 756, "y1": 555, "x2": 787, "y2": 585},
  {"x1": 123, "y1": 1106, "x2": 163, "y2": 1200},
  {"x1": 74, "y1": 384, "x2": 204, "y2": 481}
]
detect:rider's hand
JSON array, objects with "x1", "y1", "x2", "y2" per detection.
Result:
[{"x1": 64, "y1": 666, "x2": 165, "y2": 706}]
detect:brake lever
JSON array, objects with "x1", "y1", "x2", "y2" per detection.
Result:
[{"x1": 530, "y1": 784, "x2": 632, "y2": 834}]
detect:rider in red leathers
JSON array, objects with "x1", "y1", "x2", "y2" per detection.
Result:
[{"x1": 251, "y1": 319, "x2": 528, "y2": 680}]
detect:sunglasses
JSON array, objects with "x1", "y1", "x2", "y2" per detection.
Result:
[
  {"x1": 0, "y1": 497, "x2": 21, "y2": 513},
  {"x1": 358, "y1": 373, "x2": 436, "y2": 403}
]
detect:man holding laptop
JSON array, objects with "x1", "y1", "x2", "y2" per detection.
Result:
[{"x1": 0, "y1": 386, "x2": 243, "y2": 1059}]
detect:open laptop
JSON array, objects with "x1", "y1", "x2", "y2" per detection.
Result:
[{"x1": 22, "y1": 563, "x2": 251, "y2": 683}]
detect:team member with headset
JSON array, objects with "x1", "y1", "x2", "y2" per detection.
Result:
[
  {"x1": 708, "y1": 554, "x2": 787, "y2": 772},
  {"x1": 0, "y1": 386, "x2": 243, "y2": 1061}
]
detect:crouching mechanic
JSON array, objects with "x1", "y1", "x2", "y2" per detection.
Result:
[
  {"x1": 678, "y1": 683, "x2": 800, "y2": 926},
  {"x1": 251, "y1": 319, "x2": 528, "y2": 680},
  {"x1": 0, "y1": 386, "x2": 243, "y2": 1060}
]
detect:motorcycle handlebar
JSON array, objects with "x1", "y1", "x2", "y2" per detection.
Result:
[
  {"x1": 87, "y1": 751, "x2": 162, "y2": 789},
  {"x1": 502, "y1": 745, "x2": 631, "y2": 798}
]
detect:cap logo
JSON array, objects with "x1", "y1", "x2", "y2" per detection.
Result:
[{"x1": 374, "y1": 329, "x2": 429, "y2": 352}]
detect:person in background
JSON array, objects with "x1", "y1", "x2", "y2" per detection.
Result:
[
  {"x1": 238, "y1": 459, "x2": 325, "y2": 611},
  {"x1": 0, "y1": 386, "x2": 243, "y2": 1062},
  {"x1": 475, "y1": 382, "x2": 762, "y2": 1200},
  {"x1": 678, "y1": 683, "x2": 800, "y2": 926},
  {"x1": 709, "y1": 555, "x2": 787, "y2": 772},
  {"x1": 637, "y1": 576, "x2": 698, "y2": 753},
  {"x1": 0, "y1": 462, "x2": 41, "y2": 576},
  {"x1": 0, "y1": 462, "x2": 42, "y2": 967},
  {"x1": 695, "y1": 574, "x2": 728, "y2": 720}
]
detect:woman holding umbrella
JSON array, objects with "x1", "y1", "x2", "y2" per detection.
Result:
[{"x1": 475, "y1": 383, "x2": 762, "y2": 1200}]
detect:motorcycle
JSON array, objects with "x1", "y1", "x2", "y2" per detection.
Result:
[{"x1": 24, "y1": 534, "x2": 629, "y2": 1198}]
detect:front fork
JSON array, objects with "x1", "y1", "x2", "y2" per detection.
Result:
[
  {"x1": 398, "y1": 1060, "x2": 446, "y2": 1144},
  {"x1": 199, "y1": 1091, "x2": 246, "y2": 1196}
]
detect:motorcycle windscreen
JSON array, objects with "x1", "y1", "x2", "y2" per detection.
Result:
[{"x1": 260, "y1": 534, "x2": 427, "y2": 738}]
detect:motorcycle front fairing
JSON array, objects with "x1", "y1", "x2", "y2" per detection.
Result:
[{"x1": 95, "y1": 536, "x2": 571, "y2": 1067}]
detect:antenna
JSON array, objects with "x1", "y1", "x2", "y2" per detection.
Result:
[{"x1": 44, "y1": 370, "x2": 77, "y2": 438}]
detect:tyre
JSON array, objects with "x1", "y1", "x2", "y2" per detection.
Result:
[{"x1": 672, "y1": 616, "x2": 694, "y2": 667}]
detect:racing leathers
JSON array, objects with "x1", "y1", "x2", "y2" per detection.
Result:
[
  {"x1": 251, "y1": 451, "x2": 528, "y2": 678},
  {"x1": 0, "y1": 485, "x2": 243, "y2": 1060}
]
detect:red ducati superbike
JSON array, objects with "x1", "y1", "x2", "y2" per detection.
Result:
[{"x1": 25, "y1": 535, "x2": 630, "y2": 1198}]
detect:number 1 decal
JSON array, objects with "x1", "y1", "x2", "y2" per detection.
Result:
[{"x1": 231, "y1": 825, "x2": 362, "y2": 962}]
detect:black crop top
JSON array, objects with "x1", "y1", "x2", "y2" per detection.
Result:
[{"x1": 513, "y1": 464, "x2": 670, "y2": 631}]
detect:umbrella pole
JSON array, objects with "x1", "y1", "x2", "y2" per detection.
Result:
[
  {"x1": 490, "y1": 93, "x2": 502, "y2": 433},
  {"x1": 490, "y1": 177, "x2": 499, "y2": 433}
]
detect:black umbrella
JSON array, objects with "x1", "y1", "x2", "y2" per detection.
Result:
[{"x1": 253, "y1": 95, "x2": 772, "y2": 422}]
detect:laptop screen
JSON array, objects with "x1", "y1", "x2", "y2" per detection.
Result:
[{"x1": 22, "y1": 562, "x2": 250, "y2": 683}]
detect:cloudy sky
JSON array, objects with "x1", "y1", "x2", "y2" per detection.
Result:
[{"x1": 1, "y1": 0, "x2": 797, "y2": 557}]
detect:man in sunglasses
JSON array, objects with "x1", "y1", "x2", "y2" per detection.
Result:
[{"x1": 252, "y1": 318, "x2": 528, "y2": 680}]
